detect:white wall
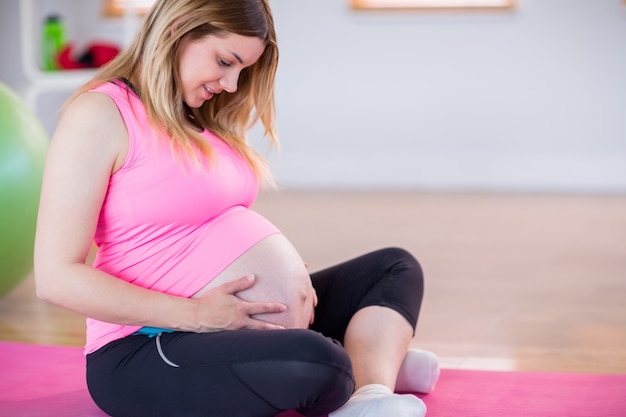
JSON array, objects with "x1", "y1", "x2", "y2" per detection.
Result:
[
  {"x1": 2, "y1": 0, "x2": 625, "y2": 192},
  {"x1": 268, "y1": 0, "x2": 626, "y2": 192}
]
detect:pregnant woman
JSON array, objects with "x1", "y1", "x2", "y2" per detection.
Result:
[{"x1": 34, "y1": 1, "x2": 439, "y2": 416}]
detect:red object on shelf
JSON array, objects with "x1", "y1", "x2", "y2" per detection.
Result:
[{"x1": 57, "y1": 42, "x2": 120, "y2": 70}]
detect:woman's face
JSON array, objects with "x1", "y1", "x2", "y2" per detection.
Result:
[{"x1": 178, "y1": 31, "x2": 266, "y2": 108}]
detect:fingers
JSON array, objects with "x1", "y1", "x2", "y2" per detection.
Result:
[
  {"x1": 201, "y1": 274, "x2": 291, "y2": 331},
  {"x1": 238, "y1": 300, "x2": 288, "y2": 330},
  {"x1": 243, "y1": 301, "x2": 287, "y2": 326},
  {"x1": 253, "y1": 301, "x2": 287, "y2": 315},
  {"x1": 245, "y1": 317, "x2": 286, "y2": 331},
  {"x1": 219, "y1": 273, "x2": 256, "y2": 294},
  {"x1": 234, "y1": 302, "x2": 286, "y2": 330}
]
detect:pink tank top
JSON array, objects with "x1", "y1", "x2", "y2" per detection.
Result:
[{"x1": 85, "y1": 81, "x2": 280, "y2": 354}]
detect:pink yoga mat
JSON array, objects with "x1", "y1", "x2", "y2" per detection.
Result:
[{"x1": 1, "y1": 341, "x2": 625, "y2": 417}]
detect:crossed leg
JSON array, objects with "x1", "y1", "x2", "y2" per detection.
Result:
[
  {"x1": 329, "y1": 306, "x2": 437, "y2": 417},
  {"x1": 310, "y1": 248, "x2": 440, "y2": 417}
]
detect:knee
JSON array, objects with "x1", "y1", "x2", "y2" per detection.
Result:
[
  {"x1": 293, "y1": 330, "x2": 354, "y2": 378},
  {"x1": 380, "y1": 247, "x2": 423, "y2": 287},
  {"x1": 298, "y1": 330, "x2": 354, "y2": 381},
  {"x1": 373, "y1": 248, "x2": 424, "y2": 328},
  {"x1": 280, "y1": 330, "x2": 355, "y2": 414}
]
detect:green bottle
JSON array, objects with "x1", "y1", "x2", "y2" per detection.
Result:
[{"x1": 41, "y1": 14, "x2": 66, "y2": 71}]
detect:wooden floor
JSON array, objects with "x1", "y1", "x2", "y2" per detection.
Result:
[{"x1": 1, "y1": 191, "x2": 625, "y2": 374}]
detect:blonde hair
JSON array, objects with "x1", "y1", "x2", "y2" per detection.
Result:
[{"x1": 76, "y1": 0, "x2": 279, "y2": 184}]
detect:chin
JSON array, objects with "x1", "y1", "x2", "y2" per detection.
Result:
[{"x1": 183, "y1": 97, "x2": 204, "y2": 109}]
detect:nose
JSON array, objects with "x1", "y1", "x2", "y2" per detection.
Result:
[{"x1": 219, "y1": 71, "x2": 239, "y2": 93}]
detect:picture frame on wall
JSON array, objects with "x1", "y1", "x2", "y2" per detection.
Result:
[{"x1": 351, "y1": 0, "x2": 515, "y2": 10}]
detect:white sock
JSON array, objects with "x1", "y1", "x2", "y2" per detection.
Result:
[
  {"x1": 329, "y1": 384, "x2": 426, "y2": 417},
  {"x1": 395, "y1": 349, "x2": 441, "y2": 393}
]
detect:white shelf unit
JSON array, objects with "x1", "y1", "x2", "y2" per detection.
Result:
[
  {"x1": 19, "y1": 0, "x2": 96, "y2": 111},
  {"x1": 18, "y1": 0, "x2": 144, "y2": 113}
]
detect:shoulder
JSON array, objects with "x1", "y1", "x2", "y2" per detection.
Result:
[
  {"x1": 63, "y1": 89, "x2": 124, "y2": 128},
  {"x1": 55, "y1": 90, "x2": 129, "y2": 171}
]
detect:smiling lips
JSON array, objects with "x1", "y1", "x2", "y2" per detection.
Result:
[{"x1": 203, "y1": 85, "x2": 216, "y2": 100}]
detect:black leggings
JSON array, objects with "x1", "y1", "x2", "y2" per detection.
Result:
[{"x1": 86, "y1": 247, "x2": 424, "y2": 417}]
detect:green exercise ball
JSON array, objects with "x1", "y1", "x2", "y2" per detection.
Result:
[{"x1": 0, "y1": 82, "x2": 49, "y2": 298}]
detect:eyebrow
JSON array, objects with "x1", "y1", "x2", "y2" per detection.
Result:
[{"x1": 227, "y1": 50, "x2": 243, "y2": 65}]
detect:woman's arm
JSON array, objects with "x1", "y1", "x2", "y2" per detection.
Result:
[{"x1": 33, "y1": 91, "x2": 285, "y2": 332}]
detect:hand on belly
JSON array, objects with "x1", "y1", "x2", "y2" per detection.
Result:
[
  {"x1": 237, "y1": 270, "x2": 316, "y2": 329},
  {"x1": 193, "y1": 234, "x2": 315, "y2": 329}
]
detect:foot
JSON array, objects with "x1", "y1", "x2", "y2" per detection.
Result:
[
  {"x1": 395, "y1": 349, "x2": 440, "y2": 393},
  {"x1": 329, "y1": 384, "x2": 426, "y2": 417}
]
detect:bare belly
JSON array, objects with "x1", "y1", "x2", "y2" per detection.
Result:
[{"x1": 192, "y1": 234, "x2": 314, "y2": 329}]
